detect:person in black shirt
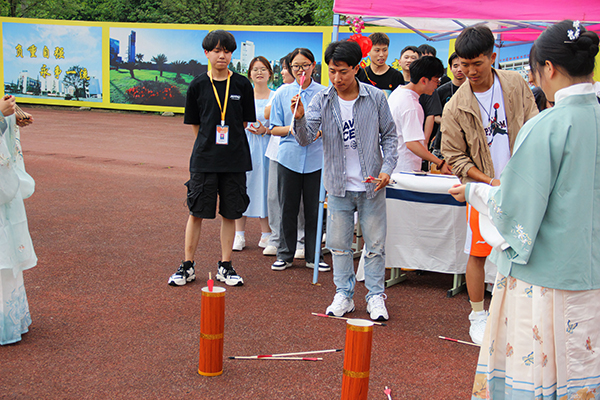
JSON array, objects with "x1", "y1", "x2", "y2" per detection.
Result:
[
  {"x1": 168, "y1": 30, "x2": 256, "y2": 288},
  {"x1": 431, "y1": 52, "x2": 466, "y2": 157},
  {"x1": 357, "y1": 32, "x2": 405, "y2": 97}
]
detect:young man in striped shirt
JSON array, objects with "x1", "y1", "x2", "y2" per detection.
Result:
[{"x1": 291, "y1": 40, "x2": 398, "y2": 321}]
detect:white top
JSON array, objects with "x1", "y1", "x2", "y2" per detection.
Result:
[
  {"x1": 388, "y1": 86, "x2": 424, "y2": 173},
  {"x1": 338, "y1": 97, "x2": 365, "y2": 192},
  {"x1": 474, "y1": 75, "x2": 510, "y2": 178}
]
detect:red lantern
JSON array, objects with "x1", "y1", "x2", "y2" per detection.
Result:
[{"x1": 349, "y1": 34, "x2": 373, "y2": 58}]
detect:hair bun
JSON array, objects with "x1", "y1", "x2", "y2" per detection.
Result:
[{"x1": 578, "y1": 31, "x2": 600, "y2": 57}]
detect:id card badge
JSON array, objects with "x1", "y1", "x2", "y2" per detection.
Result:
[{"x1": 216, "y1": 124, "x2": 229, "y2": 145}]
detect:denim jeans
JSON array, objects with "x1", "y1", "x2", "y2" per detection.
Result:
[{"x1": 326, "y1": 190, "x2": 387, "y2": 301}]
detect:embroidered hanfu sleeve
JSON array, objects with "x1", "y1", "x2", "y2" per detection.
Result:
[{"x1": 472, "y1": 111, "x2": 566, "y2": 265}]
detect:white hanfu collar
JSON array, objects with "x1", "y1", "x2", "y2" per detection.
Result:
[{"x1": 554, "y1": 82, "x2": 595, "y2": 104}]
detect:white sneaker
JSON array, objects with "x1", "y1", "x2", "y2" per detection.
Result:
[
  {"x1": 271, "y1": 260, "x2": 292, "y2": 271},
  {"x1": 305, "y1": 261, "x2": 331, "y2": 272},
  {"x1": 326, "y1": 293, "x2": 355, "y2": 317},
  {"x1": 232, "y1": 234, "x2": 245, "y2": 251},
  {"x1": 469, "y1": 310, "x2": 488, "y2": 345},
  {"x1": 294, "y1": 247, "x2": 305, "y2": 259},
  {"x1": 263, "y1": 245, "x2": 277, "y2": 256},
  {"x1": 367, "y1": 294, "x2": 389, "y2": 321},
  {"x1": 258, "y1": 236, "x2": 270, "y2": 248}
]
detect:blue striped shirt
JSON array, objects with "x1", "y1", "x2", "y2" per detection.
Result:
[{"x1": 293, "y1": 81, "x2": 398, "y2": 199}]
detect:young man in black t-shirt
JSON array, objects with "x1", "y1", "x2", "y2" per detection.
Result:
[
  {"x1": 168, "y1": 30, "x2": 256, "y2": 287},
  {"x1": 357, "y1": 32, "x2": 404, "y2": 97},
  {"x1": 431, "y1": 52, "x2": 466, "y2": 155}
]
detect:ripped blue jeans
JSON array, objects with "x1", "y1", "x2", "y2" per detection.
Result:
[{"x1": 326, "y1": 190, "x2": 387, "y2": 301}]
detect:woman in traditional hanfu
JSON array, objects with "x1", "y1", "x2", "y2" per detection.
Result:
[
  {"x1": 0, "y1": 97, "x2": 36, "y2": 345},
  {"x1": 450, "y1": 20, "x2": 600, "y2": 400}
]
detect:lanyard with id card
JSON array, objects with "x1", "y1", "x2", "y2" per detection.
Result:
[{"x1": 209, "y1": 70, "x2": 231, "y2": 145}]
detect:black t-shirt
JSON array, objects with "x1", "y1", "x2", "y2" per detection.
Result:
[
  {"x1": 357, "y1": 66, "x2": 405, "y2": 97},
  {"x1": 437, "y1": 81, "x2": 461, "y2": 110},
  {"x1": 431, "y1": 81, "x2": 461, "y2": 151},
  {"x1": 184, "y1": 72, "x2": 256, "y2": 173}
]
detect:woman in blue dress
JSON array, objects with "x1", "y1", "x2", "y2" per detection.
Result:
[
  {"x1": 0, "y1": 96, "x2": 36, "y2": 345},
  {"x1": 232, "y1": 56, "x2": 274, "y2": 251},
  {"x1": 450, "y1": 20, "x2": 600, "y2": 399}
]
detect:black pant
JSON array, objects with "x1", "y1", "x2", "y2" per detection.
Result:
[{"x1": 277, "y1": 164, "x2": 322, "y2": 263}]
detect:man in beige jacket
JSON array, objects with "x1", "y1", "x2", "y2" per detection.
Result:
[{"x1": 441, "y1": 25, "x2": 537, "y2": 344}]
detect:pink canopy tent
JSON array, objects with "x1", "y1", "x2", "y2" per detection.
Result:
[{"x1": 333, "y1": 0, "x2": 600, "y2": 44}]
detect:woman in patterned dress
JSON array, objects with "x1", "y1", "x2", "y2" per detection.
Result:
[
  {"x1": 450, "y1": 20, "x2": 600, "y2": 399},
  {"x1": 0, "y1": 96, "x2": 36, "y2": 345}
]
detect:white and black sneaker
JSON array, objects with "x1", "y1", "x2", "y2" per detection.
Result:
[
  {"x1": 168, "y1": 261, "x2": 196, "y2": 286},
  {"x1": 216, "y1": 261, "x2": 244, "y2": 286}
]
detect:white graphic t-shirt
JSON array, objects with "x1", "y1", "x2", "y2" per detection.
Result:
[
  {"x1": 474, "y1": 75, "x2": 510, "y2": 178},
  {"x1": 339, "y1": 97, "x2": 365, "y2": 192}
]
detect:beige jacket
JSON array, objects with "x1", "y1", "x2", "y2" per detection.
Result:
[{"x1": 441, "y1": 69, "x2": 538, "y2": 183}]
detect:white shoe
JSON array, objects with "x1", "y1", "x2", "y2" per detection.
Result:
[
  {"x1": 305, "y1": 261, "x2": 331, "y2": 272},
  {"x1": 469, "y1": 310, "x2": 488, "y2": 345},
  {"x1": 232, "y1": 234, "x2": 245, "y2": 251},
  {"x1": 271, "y1": 260, "x2": 292, "y2": 271},
  {"x1": 367, "y1": 294, "x2": 389, "y2": 321},
  {"x1": 258, "y1": 236, "x2": 270, "y2": 248},
  {"x1": 326, "y1": 293, "x2": 355, "y2": 317},
  {"x1": 263, "y1": 245, "x2": 277, "y2": 256},
  {"x1": 294, "y1": 248, "x2": 305, "y2": 259}
]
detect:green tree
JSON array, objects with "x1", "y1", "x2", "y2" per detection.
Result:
[
  {"x1": 171, "y1": 60, "x2": 187, "y2": 81},
  {"x1": 135, "y1": 53, "x2": 144, "y2": 64},
  {"x1": 62, "y1": 65, "x2": 89, "y2": 101},
  {"x1": 151, "y1": 53, "x2": 168, "y2": 77}
]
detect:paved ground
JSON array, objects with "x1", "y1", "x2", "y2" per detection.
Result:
[{"x1": 0, "y1": 106, "x2": 487, "y2": 399}]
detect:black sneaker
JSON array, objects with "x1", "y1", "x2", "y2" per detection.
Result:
[
  {"x1": 216, "y1": 261, "x2": 244, "y2": 286},
  {"x1": 168, "y1": 261, "x2": 196, "y2": 286}
]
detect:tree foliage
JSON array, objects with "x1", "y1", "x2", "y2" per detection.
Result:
[{"x1": 0, "y1": 0, "x2": 335, "y2": 25}]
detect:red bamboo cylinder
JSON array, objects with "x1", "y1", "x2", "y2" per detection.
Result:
[
  {"x1": 341, "y1": 319, "x2": 374, "y2": 400},
  {"x1": 198, "y1": 286, "x2": 226, "y2": 376}
]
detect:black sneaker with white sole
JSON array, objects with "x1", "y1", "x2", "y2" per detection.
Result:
[
  {"x1": 168, "y1": 261, "x2": 196, "y2": 286},
  {"x1": 216, "y1": 261, "x2": 244, "y2": 286}
]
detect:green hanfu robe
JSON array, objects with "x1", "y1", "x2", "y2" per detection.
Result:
[{"x1": 466, "y1": 83, "x2": 600, "y2": 400}]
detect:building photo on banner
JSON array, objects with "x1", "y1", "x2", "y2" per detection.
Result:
[{"x1": 2, "y1": 22, "x2": 103, "y2": 103}]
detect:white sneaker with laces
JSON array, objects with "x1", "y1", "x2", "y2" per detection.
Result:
[
  {"x1": 469, "y1": 310, "x2": 488, "y2": 345},
  {"x1": 263, "y1": 245, "x2": 277, "y2": 256},
  {"x1": 367, "y1": 294, "x2": 389, "y2": 321},
  {"x1": 326, "y1": 293, "x2": 355, "y2": 317},
  {"x1": 232, "y1": 234, "x2": 245, "y2": 251}
]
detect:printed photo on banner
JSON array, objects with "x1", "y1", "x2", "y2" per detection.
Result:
[
  {"x1": 3, "y1": 22, "x2": 103, "y2": 102},
  {"x1": 226, "y1": 30, "x2": 324, "y2": 88},
  {"x1": 109, "y1": 27, "x2": 208, "y2": 107}
]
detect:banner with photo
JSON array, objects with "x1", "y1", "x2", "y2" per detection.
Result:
[
  {"x1": 2, "y1": 21, "x2": 103, "y2": 104},
  {"x1": 0, "y1": 17, "x2": 332, "y2": 113}
]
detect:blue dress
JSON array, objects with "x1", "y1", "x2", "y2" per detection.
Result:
[
  {"x1": 244, "y1": 91, "x2": 274, "y2": 218},
  {"x1": 0, "y1": 114, "x2": 36, "y2": 345}
]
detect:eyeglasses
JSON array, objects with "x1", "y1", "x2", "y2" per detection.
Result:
[
  {"x1": 291, "y1": 63, "x2": 312, "y2": 71},
  {"x1": 251, "y1": 68, "x2": 268, "y2": 73}
]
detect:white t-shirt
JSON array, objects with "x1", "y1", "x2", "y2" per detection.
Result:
[
  {"x1": 474, "y1": 75, "x2": 510, "y2": 178},
  {"x1": 339, "y1": 97, "x2": 366, "y2": 192},
  {"x1": 387, "y1": 86, "x2": 424, "y2": 173}
]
